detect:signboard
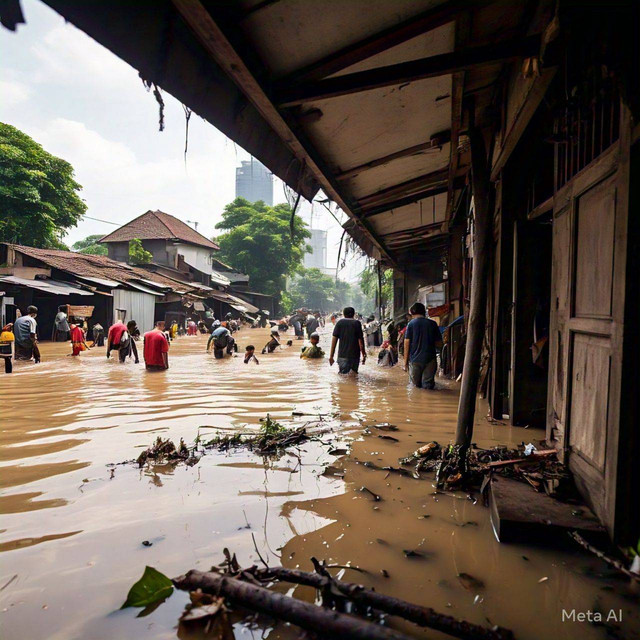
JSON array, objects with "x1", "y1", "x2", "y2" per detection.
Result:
[{"x1": 67, "y1": 305, "x2": 95, "y2": 319}]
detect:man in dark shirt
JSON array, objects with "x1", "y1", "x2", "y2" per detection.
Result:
[
  {"x1": 329, "y1": 306, "x2": 366, "y2": 374},
  {"x1": 403, "y1": 302, "x2": 442, "y2": 389}
]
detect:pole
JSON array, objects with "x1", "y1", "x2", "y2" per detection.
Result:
[
  {"x1": 454, "y1": 127, "x2": 492, "y2": 448},
  {"x1": 377, "y1": 261, "x2": 383, "y2": 319}
]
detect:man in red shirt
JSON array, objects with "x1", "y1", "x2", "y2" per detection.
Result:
[
  {"x1": 143, "y1": 320, "x2": 169, "y2": 371},
  {"x1": 106, "y1": 320, "x2": 128, "y2": 363}
]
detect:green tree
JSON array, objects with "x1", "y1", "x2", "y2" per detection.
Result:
[
  {"x1": 72, "y1": 234, "x2": 108, "y2": 256},
  {"x1": 129, "y1": 238, "x2": 152, "y2": 265},
  {"x1": 359, "y1": 264, "x2": 393, "y2": 314},
  {"x1": 0, "y1": 123, "x2": 87, "y2": 248},
  {"x1": 214, "y1": 197, "x2": 311, "y2": 299},
  {"x1": 288, "y1": 268, "x2": 335, "y2": 311}
]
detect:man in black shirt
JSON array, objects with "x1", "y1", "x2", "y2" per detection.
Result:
[{"x1": 329, "y1": 306, "x2": 366, "y2": 374}]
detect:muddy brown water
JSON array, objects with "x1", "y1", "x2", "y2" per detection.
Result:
[{"x1": 0, "y1": 326, "x2": 637, "y2": 640}]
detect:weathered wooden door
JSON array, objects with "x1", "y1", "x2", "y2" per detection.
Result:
[{"x1": 547, "y1": 131, "x2": 629, "y2": 534}]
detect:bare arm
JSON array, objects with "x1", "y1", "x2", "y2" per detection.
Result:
[
  {"x1": 359, "y1": 338, "x2": 366, "y2": 364},
  {"x1": 403, "y1": 338, "x2": 410, "y2": 370},
  {"x1": 329, "y1": 335, "x2": 338, "y2": 365}
]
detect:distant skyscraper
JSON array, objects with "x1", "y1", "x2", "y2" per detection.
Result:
[
  {"x1": 235, "y1": 158, "x2": 273, "y2": 205},
  {"x1": 304, "y1": 228, "x2": 327, "y2": 270}
]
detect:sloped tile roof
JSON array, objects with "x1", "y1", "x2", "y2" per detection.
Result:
[
  {"x1": 99, "y1": 210, "x2": 219, "y2": 250},
  {"x1": 6, "y1": 244, "x2": 203, "y2": 294}
]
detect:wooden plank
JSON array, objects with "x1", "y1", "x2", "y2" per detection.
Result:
[
  {"x1": 280, "y1": 0, "x2": 476, "y2": 84},
  {"x1": 336, "y1": 132, "x2": 450, "y2": 181},
  {"x1": 362, "y1": 186, "x2": 450, "y2": 219},
  {"x1": 357, "y1": 168, "x2": 450, "y2": 208},
  {"x1": 171, "y1": 0, "x2": 395, "y2": 265},
  {"x1": 490, "y1": 68, "x2": 557, "y2": 181},
  {"x1": 489, "y1": 476, "x2": 606, "y2": 543},
  {"x1": 276, "y1": 35, "x2": 542, "y2": 106},
  {"x1": 526, "y1": 195, "x2": 553, "y2": 220}
]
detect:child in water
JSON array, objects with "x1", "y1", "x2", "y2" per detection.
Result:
[
  {"x1": 300, "y1": 332, "x2": 324, "y2": 359},
  {"x1": 261, "y1": 329, "x2": 281, "y2": 354},
  {"x1": 244, "y1": 345, "x2": 259, "y2": 364}
]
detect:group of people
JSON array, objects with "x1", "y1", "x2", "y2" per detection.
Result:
[{"x1": 0, "y1": 302, "x2": 443, "y2": 387}]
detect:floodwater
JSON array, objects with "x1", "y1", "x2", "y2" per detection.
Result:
[{"x1": 0, "y1": 326, "x2": 638, "y2": 640}]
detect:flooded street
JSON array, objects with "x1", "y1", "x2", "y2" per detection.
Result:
[{"x1": 1, "y1": 325, "x2": 638, "y2": 640}]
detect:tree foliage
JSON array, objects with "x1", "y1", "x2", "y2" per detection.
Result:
[
  {"x1": 283, "y1": 268, "x2": 369, "y2": 314},
  {"x1": 129, "y1": 238, "x2": 152, "y2": 265},
  {"x1": 72, "y1": 234, "x2": 108, "y2": 256},
  {"x1": 214, "y1": 198, "x2": 311, "y2": 298},
  {"x1": 359, "y1": 264, "x2": 393, "y2": 313},
  {"x1": 0, "y1": 122, "x2": 87, "y2": 248}
]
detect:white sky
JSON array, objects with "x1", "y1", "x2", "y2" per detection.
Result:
[{"x1": 0, "y1": 0, "x2": 364, "y2": 281}]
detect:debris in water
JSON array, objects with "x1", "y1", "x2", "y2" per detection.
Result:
[
  {"x1": 136, "y1": 437, "x2": 190, "y2": 468},
  {"x1": 142, "y1": 540, "x2": 152, "y2": 547},
  {"x1": 457, "y1": 572, "x2": 485, "y2": 591},
  {"x1": 378, "y1": 435, "x2": 399, "y2": 442},
  {"x1": 122, "y1": 566, "x2": 173, "y2": 608},
  {"x1": 538, "y1": 577, "x2": 549, "y2": 583},
  {"x1": 359, "y1": 486, "x2": 381, "y2": 501}
]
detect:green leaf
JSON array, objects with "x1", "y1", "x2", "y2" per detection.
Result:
[{"x1": 121, "y1": 566, "x2": 173, "y2": 608}]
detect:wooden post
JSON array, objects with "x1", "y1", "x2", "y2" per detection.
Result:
[{"x1": 455, "y1": 128, "x2": 492, "y2": 448}]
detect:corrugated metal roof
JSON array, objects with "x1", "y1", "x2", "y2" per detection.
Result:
[{"x1": 0, "y1": 276, "x2": 93, "y2": 296}]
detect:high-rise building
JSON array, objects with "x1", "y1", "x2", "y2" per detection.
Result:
[
  {"x1": 235, "y1": 158, "x2": 273, "y2": 205},
  {"x1": 304, "y1": 228, "x2": 327, "y2": 270}
]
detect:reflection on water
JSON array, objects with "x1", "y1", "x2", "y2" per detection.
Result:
[{"x1": 0, "y1": 328, "x2": 637, "y2": 640}]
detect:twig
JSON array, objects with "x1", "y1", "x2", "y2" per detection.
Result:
[
  {"x1": 569, "y1": 531, "x2": 640, "y2": 583},
  {"x1": 251, "y1": 532, "x2": 270, "y2": 570},
  {"x1": 173, "y1": 570, "x2": 414, "y2": 640},
  {"x1": 249, "y1": 566, "x2": 514, "y2": 640}
]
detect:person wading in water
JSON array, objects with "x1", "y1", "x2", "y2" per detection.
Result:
[
  {"x1": 329, "y1": 306, "x2": 366, "y2": 374},
  {"x1": 403, "y1": 302, "x2": 443, "y2": 389},
  {"x1": 143, "y1": 320, "x2": 170, "y2": 370}
]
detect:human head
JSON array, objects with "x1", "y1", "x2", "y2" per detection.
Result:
[
  {"x1": 127, "y1": 320, "x2": 137, "y2": 330},
  {"x1": 286, "y1": 340, "x2": 293, "y2": 346},
  {"x1": 409, "y1": 302, "x2": 426, "y2": 317},
  {"x1": 58, "y1": 305, "x2": 66, "y2": 312},
  {"x1": 343, "y1": 306, "x2": 355, "y2": 318},
  {"x1": 27, "y1": 305, "x2": 38, "y2": 317},
  {"x1": 310, "y1": 332, "x2": 320, "y2": 345},
  {"x1": 245, "y1": 345, "x2": 255, "y2": 353},
  {"x1": 155, "y1": 320, "x2": 165, "y2": 331},
  {"x1": 2, "y1": 323, "x2": 13, "y2": 332}
]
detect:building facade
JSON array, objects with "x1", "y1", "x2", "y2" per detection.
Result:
[{"x1": 235, "y1": 158, "x2": 273, "y2": 205}]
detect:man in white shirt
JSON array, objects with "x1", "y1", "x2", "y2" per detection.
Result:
[{"x1": 14, "y1": 305, "x2": 41, "y2": 363}]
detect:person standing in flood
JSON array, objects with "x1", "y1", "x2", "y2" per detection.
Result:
[
  {"x1": 125, "y1": 320, "x2": 140, "y2": 363},
  {"x1": 52, "y1": 305, "x2": 70, "y2": 342},
  {"x1": 403, "y1": 302, "x2": 442, "y2": 389},
  {"x1": 14, "y1": 306, "x2": 41, "y2": 363},
  {"x1": 143, "y1": 320, "x2": 169, "y2": 370},
  {"x1": 305, "y1": 311, "x2": 319, "y2": 338},
  {"x1": 70, "y1": 323, "x2": 90, "y2": 356},
  {"x1": 329, "y1": 306, "x2": 366, "y2": 374},
  {"x1": 92, "y1": 322, "x2": 105, "y2": 347},
  {"x1": 0, "y1": 324, "x2": 15, "y2": 373},
  {"x1": 106, "y1": 319, "x2": 128, "y2": 363}
]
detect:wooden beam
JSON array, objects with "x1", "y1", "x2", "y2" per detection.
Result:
[
  {"x1": 381, "y1": 221, "x2": 444, "y2": 239},
  {"x1": 276, "y1": 35, "x2": 541, "y2": 107},
  {"x1": 455, "y1": 127, "x2": 493, "y2": 449},
  {"x1": 526, "y1": 195, "x2": 553, "y2": 220},
  {"x1": 171, "y1": 0, "x2": 395, "y2": 265},
  {"x1": 280, "y1": 0, "x2": 476, "y2": 85},
  {"x1": 336, "y1": 131, "x2": 451, "y2": 181},
  {"x1": 445, "y1": 12, "x2": 470, "y2": 224},
  {"x1": 362, "y1": 185, "x2": 450, "y2": 219},
  {"x1": 358, "y1": 168, "x2": 450, "y2": 208}
]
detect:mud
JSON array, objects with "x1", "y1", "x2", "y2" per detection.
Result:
[{"x1": 0, "y1": 326, "x2": 637, "y2": 639}]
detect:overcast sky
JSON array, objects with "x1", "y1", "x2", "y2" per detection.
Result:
[{"x1": 1, "y1": 0, "x2": 362, "y2": 279}]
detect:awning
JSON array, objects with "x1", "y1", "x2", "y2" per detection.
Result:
[
  {"x1": 0, "y1": 276, "x2": 93, "y2": 296},
  {"x1": 193, "y1": 301, "x2": 205, "y2": 311},
  {"x1": 76, "y1": 275, "x2": 122, "y2": 288},
  {"x1": 121, "y1": 281, "x2": 165, "y2": 296},
  {"x1": 207, "y1": 290, "x2": 259, "y2": 314}
]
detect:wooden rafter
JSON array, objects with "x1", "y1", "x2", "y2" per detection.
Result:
[
  {"x1": 279, "y1": 0, "x2": 477, "y2": 85},
  {"x1": 170, "y1": 0, "x2": 395, "y2": 264},
  {"x1": 276, "y1": 35, "x2": 541, "y2": 107},
  {"x1": 358, "y1": 168, "x2": 450, "y2": 208},
  {"x1": 336, "y1": 131, "x2": 451, "y2": 182}
]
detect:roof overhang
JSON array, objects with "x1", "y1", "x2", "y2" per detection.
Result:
[{"x1": 34, "y1": 0, "x2": 551, "y2": 265}]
